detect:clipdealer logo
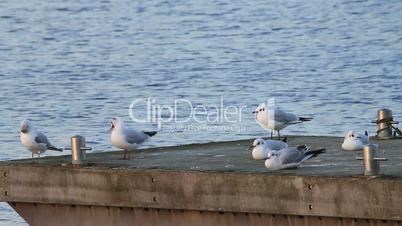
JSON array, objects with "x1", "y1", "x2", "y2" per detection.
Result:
[{"x1": 128, "y1": 97, "x2": 248, "y2": 132}]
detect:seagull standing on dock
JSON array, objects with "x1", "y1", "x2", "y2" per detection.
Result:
[
  {"x1": 110, "y1": 117, "x2": 157, "y2": 160},
  {"x1": 248, "y1": 137, "x2": 288, "y2": 160},
  {"x1": 264, "y1": 145, "x2": 325, "y2": 170},
  {"x1": 341, "y1": 131, "x2": 369, "y2": 151},
  {"x1": 20, "y1": 119, "x2": 63, "y2": 163},
  {"x1": 252, "y1": 102, "x2": 313, "y2": 139}
]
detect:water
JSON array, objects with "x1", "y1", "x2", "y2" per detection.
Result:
[{"x1": 1, "y1": 0, "x2": 402, "y2": 224}]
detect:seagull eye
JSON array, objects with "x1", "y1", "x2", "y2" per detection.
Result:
[{"x1": 257, "y1": 142, "x2": 260, "y2": 145}]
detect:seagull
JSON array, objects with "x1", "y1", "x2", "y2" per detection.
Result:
[
  {"x1": 264, "y1": 145, "x2": 326, "y2": 170},
  {"x1": 110, "y1": 117, "x2": 157, "y2": 160},
  {"x1": 20, "y1": 119, "x2": 63, "y2": 163},
  {"x1": 341, "y1": 131, "x2": 369, "y2": 151},
  {"x1": 247, "y1": 137, "x2": 288, "y2": 160},
  {"x1": 252, "y1": 102, "x2": 312, "y2": 139}
]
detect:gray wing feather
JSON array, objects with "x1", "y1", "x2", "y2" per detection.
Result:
[
  {"x1": 124, "y1": 129, "x2": 148, "y2": 144},
  {"x1": 279, "y1": 148, "x2": 304, "y2": 164},
  {"x1": 265, "y1": 141, "x2": 288, "y2": 151},
  {"x1": 35, "y1": 132, "x2": 52, "y2": 147},
  {"x1": 273, "y1": 109, "x2": 299, "y2": 124}
]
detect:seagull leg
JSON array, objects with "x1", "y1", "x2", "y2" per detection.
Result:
[
  {"x1": 32, "y1": 153, "x2": 34, "y2": 163},
  {"x1": 270, "y1": 131, "x2": 273, "y2": 139},
  {"x1": 122, "y1": 150, "x2": 128, "y2": 160},
  {"x1": 277, "y1": 130, "x2": 281, "y2": 140},
  {"x1": 122, "y1": 150, "x2": 132, "y2": 160}
]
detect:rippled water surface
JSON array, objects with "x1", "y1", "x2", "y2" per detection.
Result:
[{"x1": 1, "y1": 0, "x2": 402, "y2": 224}]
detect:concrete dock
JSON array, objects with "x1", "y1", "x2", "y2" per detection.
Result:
[{"x1": 0, "y1": 136, "x2": 401, "y2": 226}]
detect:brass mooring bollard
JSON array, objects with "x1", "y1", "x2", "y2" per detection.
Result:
[
  {"x1": 356, "y1": 144, "x2": 387, "y2": 176},
  {"x1": 65, "y1": 135, "x2": 92, "y2": 166}
]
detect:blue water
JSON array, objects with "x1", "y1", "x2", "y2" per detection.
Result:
[{"x1": 1, "y1": 0, "x2": 402, "y2": 224}]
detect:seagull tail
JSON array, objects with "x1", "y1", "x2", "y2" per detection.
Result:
[
  {"x1": 305, "y1": 148, "x2": 326, "y2": 158},
  {"x1": 48, "y1": 146, "x2": 63, "y2": 152},
  {"x1": 300, "y1": 148, "x2": 326, "y2": 163},
  {"x1": 299, "y1": 117, "x2": 313, "y2": 122},
  {"x1": 144, "y1": 131, "x2": 157, "y2": 137}
]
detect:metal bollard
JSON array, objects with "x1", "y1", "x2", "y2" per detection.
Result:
[
  {"x1": 371, "y1": 108, "x2": 400, "y2": 139},
  {"x1": 356, "y1": 144, "x2": 387, "y2": 176},
  {"x1": 66, "y1": 135, "x2": 92, "y2": 166},
  {"x1": 378, "y1": 109, "x2": 393, "y2": 138}
]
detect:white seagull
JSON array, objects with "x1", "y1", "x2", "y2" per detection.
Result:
[
  {"x1": 264, "y1": 145, "x2": 325, "y2": 170},
  {"x1": 252, "y1": 102, "x2": 312, "y2": 139},
  {"x1": 20, "y1": 119, "x2": 63, "y2": 163},
  {"x1": 248, "y1": 137, "x2": 288, "y2": 160},
  {"x1": 341, "y1": 131, "x2": 369, "y2": 151},
  {"x1": 110, "y1": 117, "x2": 157, "y2": 160}
]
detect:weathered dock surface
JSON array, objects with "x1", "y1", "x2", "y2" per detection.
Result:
[{"x1": 0, "y1": 136, "x2": 401, "y2": 226}]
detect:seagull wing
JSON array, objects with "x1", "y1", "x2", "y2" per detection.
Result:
[
  {"x1": 35, "y1": 132, "x2": 51, "y2": 146},
  {"x1": 124, "y1": 129, "x2": 148, "y2": 144},
  {"x1": 264, "y1": 141, "x2": 288, "y2": 151},
  {"x1": 273, "y1": 109, "x2": 299, "y2": 124},
  {"x1": 35, "y1": 132, "x2": 62, "y2": 151},
  {"x1": 278, "y1": 147, "x2": 304, "y2": 164}
]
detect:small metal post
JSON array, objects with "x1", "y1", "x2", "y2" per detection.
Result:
[
  {"x1": 363, "y1": 144, "x2": 379, "y2": 176},
  {"x1": 377, "y1": 109, "x2": 393, "y2": 138},
  {"x1": 67, "y1": 135, "x2": 92, "y2": 166},
  {"x1": 371, "y1": 108, "x2": 400, "y2": 139},
  {"x1": 71, "y1": 135, "x2": 83, "y2": 165},
  {"x1": 356, "y1": 144, "x2": 387, "y2": 176}
]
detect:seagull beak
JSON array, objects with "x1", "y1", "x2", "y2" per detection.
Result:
[
  {"x1": 20, "y1": 124, "x2": 28, "y2": 133},
  {"x1": 356, "y1": 136, "x2": 362, "y2": 139},
  {"x1": 247, "y1": 145, "x2": 255, "y2": 151},
  {"x1": 252, "y1": 111, "x2": 257, "y2": 114},
  {"x1": 109, "y1": 122, "x2": 114, "y2": 131}
]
